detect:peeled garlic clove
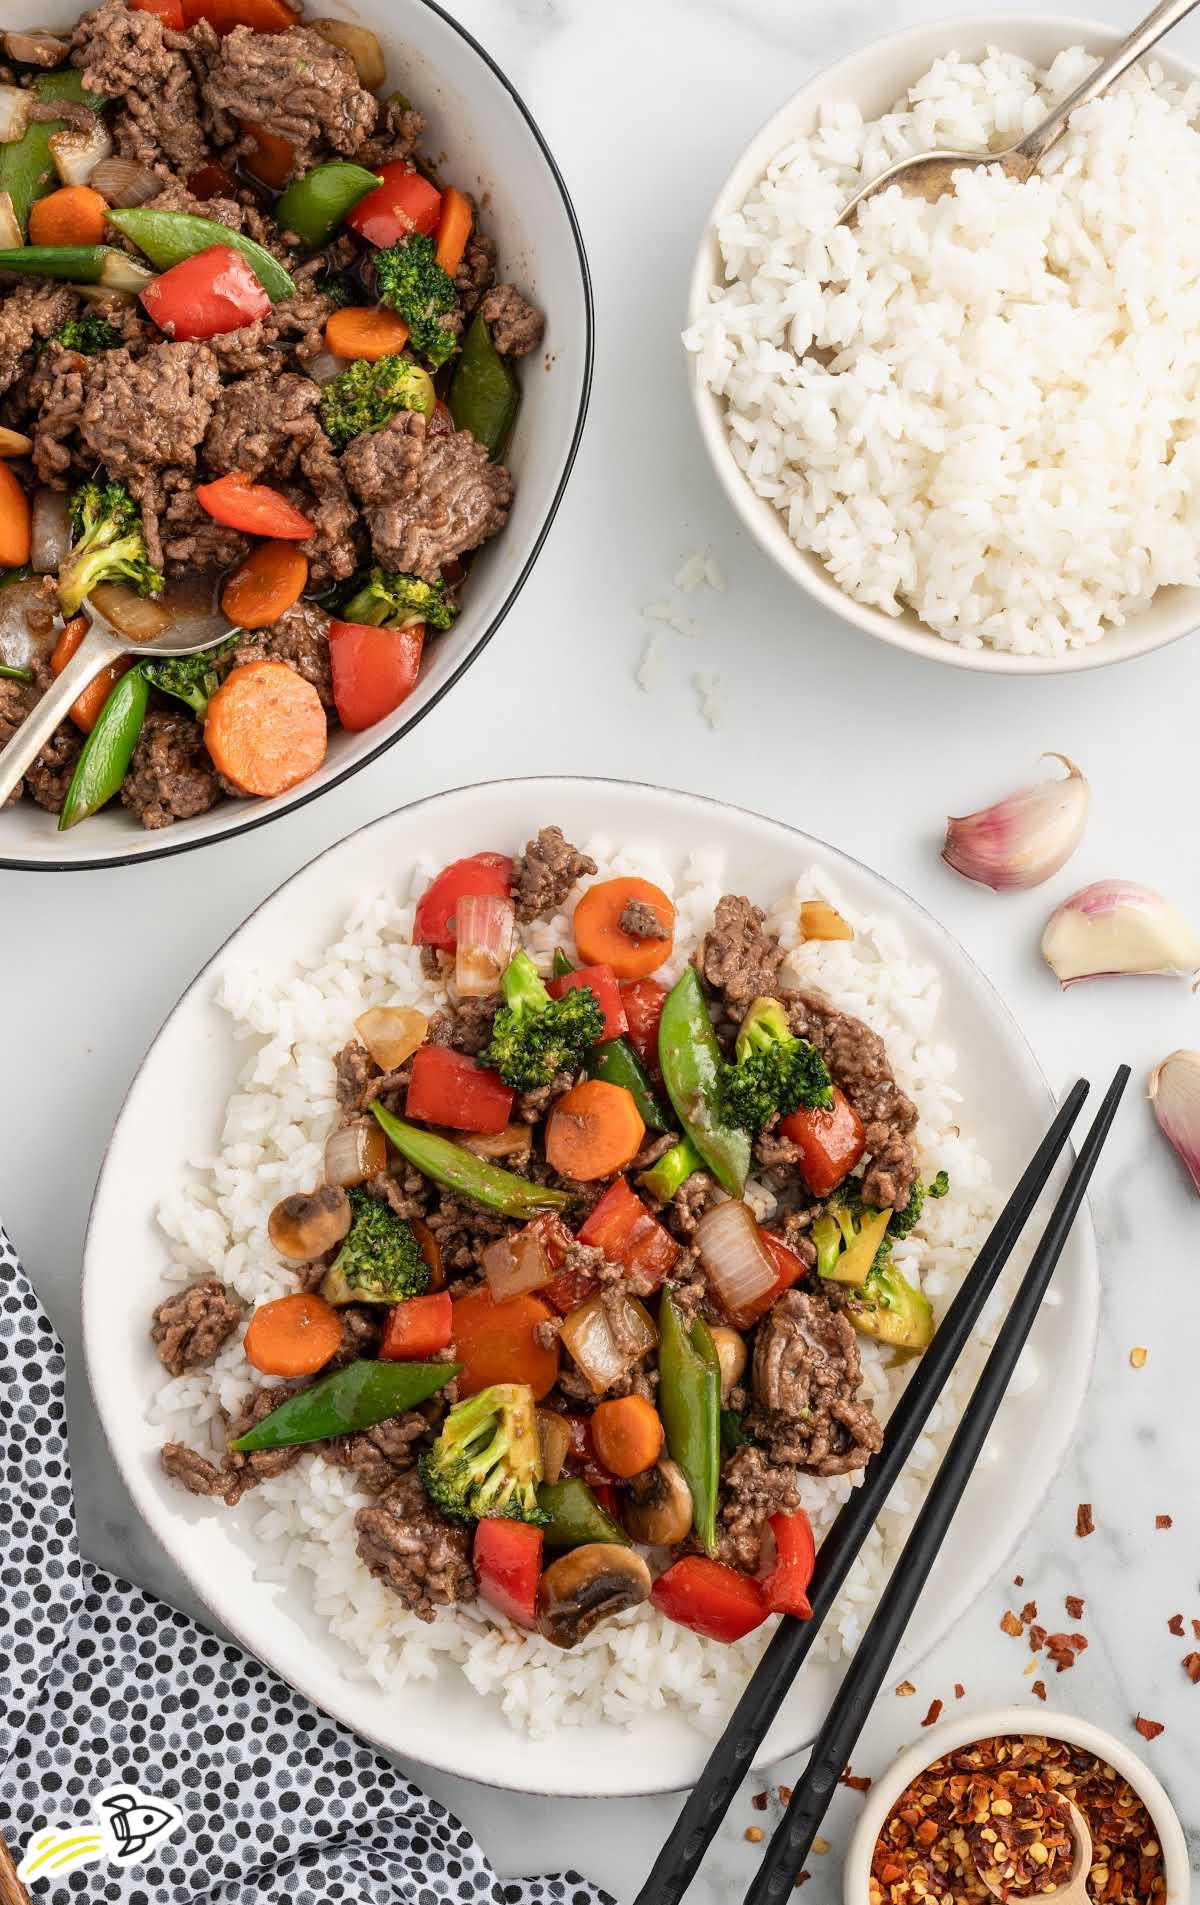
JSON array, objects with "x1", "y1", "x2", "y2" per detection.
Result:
[
  {"x1": 1042, "y1": 881, "x2": 1200, "y2": 985},
  {"x1": 1148, "y1": 1051, "x2": 1200, "y2": 1194},
  {"x1": 943, "y1": 754, "x2": 1089, "y2": 891}
]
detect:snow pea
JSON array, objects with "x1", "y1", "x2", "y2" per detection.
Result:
[
  {"x1": 0, "y1": 662, "x2": 33, "y2": 683},
  {"x1": 0, "y1": 244, "x2": 131, "y2": 283},
  {"x1": 58, "y1": 665, "x2": 149, "y2": 832},
  {"x1": 0, "y1": 70, "x2": 106, "y2": 235},
  {"x1": 229, "y1": 1357, "x2": 458, "y2": 1452},
  {"x1": 638, "y1": 1136, "x2": 703, "y2": 1203},
  {"x1": 371, "y1": 1102, "x2": 574, "y2": 1218},
  {"x1": 657, "y1": 966, "x2": 751, "y2": 1196},
  {"x1": 448, "y1": 311, "x2": 519, "y2": 458},
  {"x1": 107, "y1": 207, "x2": 297, "y2": 303},
  {"x1": 537, "y1": 1476, "x2": 629, "y2": 1550},
  {"x1": 657, "y1": 1290, "x2": 721, "y2": 1557},
  {"x1": 275, "y1": 161, "x2": 382, "y2": 248},
  {"x1": 551, "y1": 947, "x2": 671, "y2": 1134}
]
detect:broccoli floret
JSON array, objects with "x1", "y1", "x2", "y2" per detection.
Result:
[
  {"x1": 479, "y1": 949, "x2": 605, "y2": 1091},
  {"x1": 320, "y1": 1187, "x2": 430, "y2": 1306},
  {"x1": 815, "y1": 1171, "x2": 951, "y2": 1280},
  {"x1": 375, "y1": 232, "x2": 459, "y2": 368},
  {"x1": 319, "y1": 270, "x2": 357, "y2": 311},
  {"x1": 53, "y1": 313, "x2": 121, "y2": 356},
  {"x1": 418, "y1": 1382, "x2": 546, "y2": 1524},
  {"x1": 141, "y1": 637, "x2": 240, "y2": 718},
  {"x1": 888, "y1": 1169, "x2": 950, "y2": 1242},
  {"x1": 718, "y1": 996, "x2": 833, "y2": 1135},
  {"x1": 319, "y1": 353, "x2": 435, "y2": 450},
  {"x1": 57, "y1": 479, "x2": 163, "y2": 617},
  {"x1": 338, "y1": 566, "x2": 457, "y2": 633}
]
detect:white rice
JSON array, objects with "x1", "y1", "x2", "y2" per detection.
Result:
[
  {"x1": 685, "y1": 49, "x2": 1200, "y2": 655},
  {"x1": 150, "y1": 843, "x2": 1015, "y2": 1739}
]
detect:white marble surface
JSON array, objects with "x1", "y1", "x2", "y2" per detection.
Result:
[{"x1": 4, "y1": 0, "x2": 1200, "y2": 1897}]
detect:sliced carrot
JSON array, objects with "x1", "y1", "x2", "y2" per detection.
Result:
[
  {"x1": 243, "y1": 1291, "x2": 343, "y2": 1377},
  {"x1": 450, "y1": 1286, "x2": 559, "y2": 1400},
  {"x1": 51, "y1": 613, "x2": 131, "y2": 732},
  {"x1": 545, "y1": 1079, "x2": 646, "y2": 1183},
  {"x1": 204, "y1": 658, "x2": 327, "y2": 798},
  {"x1": 239, "y1": 120, "x2": 295, "y2": 188},
  {"x1": 434, "y1": 185, "x2": 473, "y2": 278},
  {"x1": 325, "y1": 304, "x2": 410, "y2": 363},
  {"x1": 573, "y1": 877, "x2": 676, "y2": 980},
  {"x1": 590, "y1": 1394, "x2": 664, "y2": 1479},
  {"x1": 28, "y1": 186, "x2": 109, "y2": 248},
  {"x1": 221, "y1": 540, "x2": 308, "y2": 630},
  {"x1": 0, "y1": 460, "x2": 32, "y2": 568}
]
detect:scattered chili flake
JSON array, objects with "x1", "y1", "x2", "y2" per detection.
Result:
[
  {"x1": 1019, "y1": 1599, "x2": 1038, "y2": 1624},
  {"x1": 1065, "y1": 1594, "x2": 1085, "y2": 1620},
  {"x1": 1013, "y1": 1574, "x2": 1024, "y2": 1587},
  {"x1": 1000, "y1": 1610, "x2": 1024, "y2": 1637},
  {"x1": 1134, "y1": 1715, "x2": 1165, "y2": 1741},
  {"x1": 1076, "y1": 1502, "x2": 1095, "y2": 1537},
  {"x1": 1129, "y1": 1346, "x2": 1148, "y2": 1368},
  {"x1": 745, "y1": 1827, "x2": 764, "y2": 1844},
  {"x1": 1168, "y1": 1614, "x2": 1185, "y2": 1637},
  {"x1": 1183, "y1": 1653, "x2": 1200, "y2": 1684},
  {"x1": 920, "y1": 1699, "x2": 943, "y2": 1728},
  {"x1": 751, "y1": 1791, "x2": 769, "y2": 1811},
  {"x1": 1028, "y1": 1623, "x2": 1048, "y2": 1652},
  {"x1": 812, "y1": 1838, "x2": 830, "y2": 1856},
  {"x1": 840, "y1": 1767, "x2": 872, "y2": 1794},
  {"x1": 895, "y1": 1680, "x2": 917, "y2": 1696},
  {"x1": 954, "y1": 1684, "x2": 965, "y2": 1700},
  {"x1": 1032, "y1": 1679, "x2": 1047, "y2": 1701},
  {"x1": 1193, "y1": 1619, "x2": 1200, "y2": 1640},
  {"x1": 1155, "y1": 1514, "x2": 1172, "y2": 1530},
  {"x1": 793, "y1": 1874, "x2": 810, "y2": 1889},
  {"x1": 778, "y1": 1786, "x2": 792, "y2": 1806},
  {"x1": 1045, "y1": 1631, "x2": 1087, "y2": 1673}
]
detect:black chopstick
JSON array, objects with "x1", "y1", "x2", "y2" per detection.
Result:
[
  {"x1": 745, "y1": 1064, "x2": 1129, "y2": 1905},
  {"x1": 634, "y1": 1076, "x2": 1090, "y2": 1905}
]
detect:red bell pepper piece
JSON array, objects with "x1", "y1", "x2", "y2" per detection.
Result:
[
  {"x1": 379, "y1": 1290, "x2": 453, "y2": 1361},
  {"x1": 346, "y1": 163, "x2": 443, "y2": 248},
  {"x1": 141, "y1": 245, "x2": 271, "y2": 342},
  {"x1": 541, "y1": 1263, "x2": 600, "y2": 1317},
  {"x1": 132, "y1": 0, "x2": 185, "y2": 25},
  {"x1": 183, "y1": 0, "x2": 298, "y2": 27},
  {"x1": 187, "y1": 160, "x2": 237, "y2": 201},
  {"x1": 725, "y1": 1230, "x2": 808, "y2": 1330},
  {"x1": 413, "y1": 852, "x2": 513, "y2": 952},
  {"x1": 578, "y1": 1177, "x2": 679, "y2": 1287},
  {"x1": 327, "y1": 620, "x2": 423, "y2": 732},
  {"x1": 560, "y1": 1412, "x2": 618, "y2": 1489},
  {"x1": 759, "y1": 1510, "x2": 816, "y2": 1620},
  {"x1": 780, "y1": 1086, "x2": 866, "y2": 1197},
  {"x1": 239, "y1": 121, "x2": 296, "y2": 187},
  {"x1": 619, "y1": 979, "x2": 668, "y2": 1076},
  {"x1": 406, "y1": 1045, "x2": 514, "y2": 1135},
  {"x1": 592, "y1": 1482, "x2": 623, "y2": 1523},
  {"x1": 651, "y1": 1555, "x2": 769, "y2": 1644},
  {"x1": 195, "y1": 473, "x2": 314, "y2": 541},
  {"x1": 473, "y1": 1518, "x2": 542, "y2": 1628},
  {"x1": 547, "y1": 963, "x2": 627, "y2": 1043}
]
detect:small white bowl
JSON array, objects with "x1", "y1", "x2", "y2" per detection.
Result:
[
  {"x1": 843, "y1": 1704, "x2": 1192, "y2": 1904},
  {"x1": 686, "y1": 14, "x2": 1200, "y2": 677}
]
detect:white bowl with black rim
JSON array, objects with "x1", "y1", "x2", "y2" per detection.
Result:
[{"x1": 0, "y1": 0, "x2": 592, "y2": 870}]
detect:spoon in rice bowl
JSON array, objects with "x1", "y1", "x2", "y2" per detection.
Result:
[{"x1": 839, "y1": 0, "x2": 1200, "y2": 221}]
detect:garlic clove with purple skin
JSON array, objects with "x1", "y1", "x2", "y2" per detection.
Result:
[
  {"x1": 942, "y1": 754, "x2": 1089, "y2": 891},
  {"x1": 1042, "y1": 881, "x2": 1200, "y2": 986},
  {"x1": 1148, "y1": 1052, "x2": 1200, "y2": 1195}
]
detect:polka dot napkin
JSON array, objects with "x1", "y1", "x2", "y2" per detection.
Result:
[{"x1": 0, "y1": 1227, "x2": 611, "y2": 1905}]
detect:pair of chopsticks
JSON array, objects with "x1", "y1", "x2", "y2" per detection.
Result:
[{"x1": 636, "y1": 1065, "x2": 1128, "y2": 1905}]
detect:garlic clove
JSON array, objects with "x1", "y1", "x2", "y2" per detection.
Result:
[
  {"x1": 1042, "y1": 881, "x2": 1200, "y2": 986},
  {"x1": 943, "y1": 753, "x2": 1089, "y2": 891},
  {"x1": 1149, "y1": 1052, "x2": 1200, "y2": 1195}
]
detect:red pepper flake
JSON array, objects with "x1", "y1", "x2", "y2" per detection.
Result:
[
  {"x1": 1134, "y1": 1714, "x2": 1165, "y2": 1741},
  {"x1": 920, "y1": 1699, "x2": 943, "y2": 1728},
  {"x1": 1155, "y1": 1514, "x2": 1173, "y2": 1530},
  {"x1": 1065, "y1": 1594, "x2": 1085, "y2": 1620},
  {"x1": 840, "y1": 1767, "x2": 872, "y2": 1794},
  {"x1": 778, "y1": 1786, "x2": 792, "y2": 1806},
  {"x1": 895, "y1": 1681, "x2": 917, "y2": 1697},
  {"x1": 1032, "y1": 1679, "x2": 1047, "y2": 1701},
  {"x1": 751, "y1": 1791, "x2": 769, "y2": 1811},
  {"x1": 1045, "y1": 1631, "x2": 1087, "y2": 1673},
  {"x1": 1193, "y1": 1620, "x2": 1200, "y2": 1641},
  {"x1": 1019, "y1": 1600, "x2": 1038, "y2": 1624},
  {"x1": 1000, "y1": 1610, "x2": 1024, "y2": 1637},
  {"x1": 1168, "y1": 1614, "x2": 1185, "y2": 1637},
  {"x1": 954, "y1": 1684, "x2": 965, "y2": 1700},
  {"x1": 1183, "y1": 1653, "x2": 1200, "y2": 1684},
  {"x1": 1028, "y1": 1623, "x2": 1048, "y2": 1652},
  {"x1": 1076, "y1": 1503, "x2": 1094, "y2": 1537},
  {"x1": 794, "y1": 1874, "x2": 811, "y2": 1889},
  {"x1": 1013, "y1": 1574, "x2": 1024, "y2": 1586}
]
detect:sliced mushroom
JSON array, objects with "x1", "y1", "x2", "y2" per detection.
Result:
[
  {"x1": 267, "y1": 1185, "x2": 352, "y2": 1261},
  {"x1": 623, "y1": 1458, "x2": 693, "y2": 1548},
  {"x1": 708, "y1": 1325, "x2": 747, "y2": 1403},
  {"x1": 3, "y1": 29, "x2": 68, "y2": 66},
  {"x1": 536, "y1": 1543, "x2": 652, "y2": 1649}
]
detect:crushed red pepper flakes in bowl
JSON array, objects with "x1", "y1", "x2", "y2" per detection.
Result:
[
  {"x1": 1076, "y1": 1503, "x2": 1095, "y2": 1537},
  {"x1": 1134, "y1": 1716, "x2": 1165, "y2": 1742}
]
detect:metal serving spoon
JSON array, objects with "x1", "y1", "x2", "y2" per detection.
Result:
[
  {"x1": 0, "y1": 584, "x2": 233, "y2": 810},
  {"x1": 840, "y1": 0, "x2": 1200, "y2": 222},
  {"x1": 974, "y1": 1799, "x2": 1094, "y2": 1905}
]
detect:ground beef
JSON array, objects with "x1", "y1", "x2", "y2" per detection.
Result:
[
  {"x1": 700, "y1": 894, "x2": 785, "y2": 1020},
  {"x1": 160, "y1": 1441, "x2": 236, "y2": 1503},
  {"x1": 120, "y1": 707, "x2": 221, "y2": 830},
  {"x1": 754, "y1": 1126, "x2": 803, "y2": 1172},
  {"x1": 323, "y1": 1410, "x2": 431, "y2": 1492},
  {"x1": 354, "y1": 1470, "x2": 474, "y2": 1621},
  {"x1": 324, "y1": 1303, "x2": 383, "y2": 1371},
  {"x1": 294, "y1": 432, "x2": 361, "y2": 587},
  {"x1": 0, "y1": 282, "x2": 79, "y2": 396},
  {"x1": 80, "y1": 342, "x2": 220, "y2": 487},
  {"x1": 714, "y1": 1443, "x2": 803, "y2": 1570},
  {"x1": 620, "y1": 897, "x2": 670, "y2": 941},
  {"x1": 516, "y1": 1069, "x2": 575, "y2": 1125},
  {"x1": 154, "y1": 480, "x2": 250, "y2": 576},
  {"x1": 511, "y1": 825, "x2": 597, "y2": 923},
  {"x1": 454, "y1": 228, "x2": 496, "y2": 315},
  {"x1": 72, "y1": 0, "x2": 209, "y2": 175},
  {"x1": 334, "y1": 1038, "x2": 374, "y2": 1109},
  {"x1": 789, "y1": 992, "x2": 919, "y2": 1209},
  {"x1": 479, "y1": 284, "x2": 544, "y2": 357},
  {"x1": 203, "y1": 370, "x2": 321, "y2": 481},
  {"x1": 663, "y1": 1171, "x2": 722, "y2": 1237},
  {"x1": 364, "y1": 1168, "x2": 427, "y2": 1224},
  {"x1": 24, "y1": 718, "x2": 83, "y2": 813},
  {"x1": 221, "y1": 1385, "x2": 306, "y2": 1495},
  {"x1": 749, "y1": 1289, "x2": 883, "y2": 1476},
  {"x1": 0, "y1": 679, "x2": 34, "y2": 805},
  {"x1": 424, "y1": 1189, "x2": 511, "y2": 1273},
  {"x1": 357, "y1": 95, "x2": 425, "y2": 170},
  {"x1": 227, "y1": 601, "x2": 335, "y2": 712},
  {"x1": 143, "y1": 179, "x2": 244, "y2": 229},
  {"x1": 27, "y1": 344, "x2": 87, "y2": 485},
  {"x1": 150, "y1": 1278, "x2": 241, "y2": 1375},
  {"x1": 343, "y1": 411, "x2": 513, "y2": 581},
  {"x1": 427, "y1": 996, "x2": 499, "y2": 1058},
  {"x1": 200, "y1": 25, "x2": 377, "y2": 173}
]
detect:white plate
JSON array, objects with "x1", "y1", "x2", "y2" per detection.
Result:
[{"x1": 83, "y1": 778, "x2": 1098, "y2": 1796}]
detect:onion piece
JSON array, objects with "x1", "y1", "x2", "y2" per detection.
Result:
[
  {"x1": 695, "y1": 1200, "x2": 778, "y2": 1318},
  {"x1": 31, "y1": 488, "x2": 71, "y2": 574},
  {"x1": 89, "y1": 157, "x2": 161, "y2": 208},
  {"x1": 559, "y1": 1291, "x2": 657, "y2": 1395},
  {"x1": 800, "y1": 900, "x2": 853, "y2": 941},
  {"x1": 324, "y1": 1119, "x2": 388, "y2": 1189},
  {"x1": 86, "y1": 581, "x2": 170, "y2": 641},
  {"x1": 535, "y1": 1408, "x2": 571, "y2": 1484},
  {"x1": 354, "y1": 1004, "x2": 428, "y2": 1072},
  {"x1": 0, "y1": 192, "x2": 21, "y2": 250},
  {"x1": 98, "y1": 252, "x2": 155, "y2": 294},
  {"x1": 0, "y1": 85, "x2": 32, "y2": 145},
  {"x1": 460, "y1": 1123, "x2": 533, "y2": 1163},
  {"x1": 455, "y1": 892, "x2": 514, "y2": 998},
  {"x1": 482, "y1": 1226, "x2": 553, "y2": 1303},
  {"x1": 0, "y1": 575, "x2": 58, "y2": 672},
  {"x1": 0, "y1": 425, "x2": 31, "y2": 458},
  {"x1": 306, "y1": 348, "x2": 349, "y2": 388},
  {"x1": 3, "y1": 30, "x2": 67, "y2": 66},
  {"x1": 49, "y1": 119, "x2": 112, "y2": 186},
  {"x1": 311, "y1": 17, "x2": 386, "y2": 90}
]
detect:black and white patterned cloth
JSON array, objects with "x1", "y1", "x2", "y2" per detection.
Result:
[{"x1": 0, "y1": 1227, "x2": 611, "y2": 1905}]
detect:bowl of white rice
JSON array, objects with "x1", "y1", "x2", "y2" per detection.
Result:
[{"x1": 685, "y1": 17, "x2": 1200, "y2": 672}]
